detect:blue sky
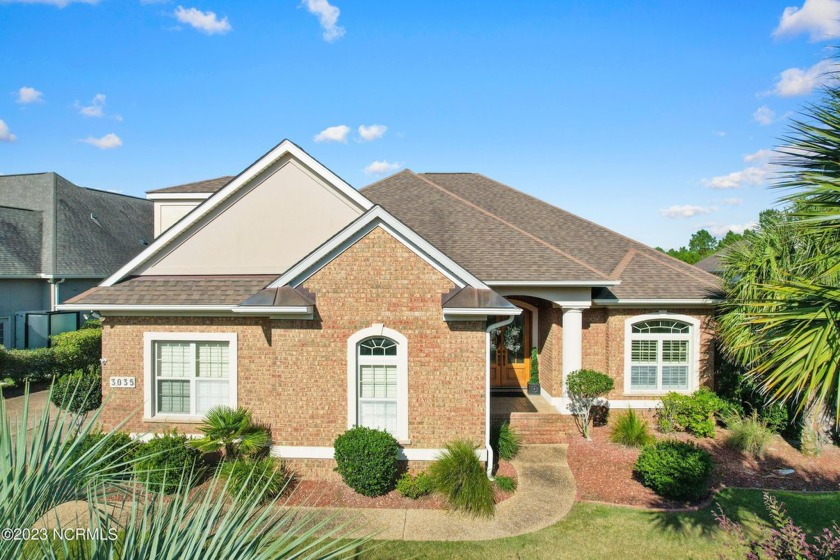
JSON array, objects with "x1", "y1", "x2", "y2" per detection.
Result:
[{"x1": 1, "y1": 0, "x2": 837, "y2": 249}]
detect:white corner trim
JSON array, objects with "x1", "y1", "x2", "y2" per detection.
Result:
[
  {"x1": 146, "y1": 193, "x2": 213, "y2": 201},
  {"x1": 593, "y1": 298, "x2": 718, "y2": 306},
  {"x1": 142, "y1": 332, "x2": 238, "y2": 421},
  {"x1": 346, "y1": 324, "x2": 409, "y2": 442},
  {"x1": 486, "y1": 280, "x2": 621, "y2": 287},
  {"x1": 269, "y1": 206, "x2": 488, "y2": 290},
  {"x1": 101, "y1": 140, "x2": 373, "y2": 288},
  {"x1": 270, "y1": 445, "x2": 488, "y2": 462},
  {"x1": 623, "y1": 313, "x2": 701, "y2": 395}
]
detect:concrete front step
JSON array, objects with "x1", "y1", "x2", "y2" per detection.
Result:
[{"x1": 505, "y1": 412, "x2": 573, "y2": 444}]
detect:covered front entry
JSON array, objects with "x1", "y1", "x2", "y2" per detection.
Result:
[{"x1": 490, "y1": 308, "x2": 532, "y2": 388}]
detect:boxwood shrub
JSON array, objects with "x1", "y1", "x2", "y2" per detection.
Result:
[
  {"x1": 634, "y1": 439, "x2": 713, "y2": 501},
  {"x1": 396, "y1": 471, "x2": 434, "y2": 499},
  {"x1": 657, "y1": 388, "x2": 726, "y2": 438},
  {"x1": 333, "y1": 426, "x2": 399, "y2": 497},
  {"x1": 134, "y1": 432, "x2": 204, "y2": 494},
  {"x1": 51, "y1": 327, "x2": 102, "y2": 377},
  {"x1": 66, "y1": 431, "x2": 138, "y2": 479},
  {"x1": 50, "y1": 367, "x2": 102, "y2": 414}
]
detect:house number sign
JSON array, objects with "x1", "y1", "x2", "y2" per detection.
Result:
[{"x1": 109, "y1": 377, "x2": 136, "y2": 388}]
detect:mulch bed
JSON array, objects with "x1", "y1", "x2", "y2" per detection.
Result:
[
  {"x1": 283, "y1": 459, "x2": 518, "y2": 510},
  {"x1": 567, "y1": 424, "x2": 840, "y2": 509}
]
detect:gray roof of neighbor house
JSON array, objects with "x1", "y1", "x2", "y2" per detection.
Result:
[
  {"x1": 695, "y1": 247, "x2": 731, "y2": 276},
  {"x1": 0, "y1": 173, "x2": 153, "y2": 277},
  {"x1": 362, "y1": 171, "x2": 721, "y2": 300},
  {"x1": 146, "y1": 176, "x2": 234, "y2": 194}
]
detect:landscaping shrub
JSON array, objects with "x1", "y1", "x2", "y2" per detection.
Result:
[
  {"x1": 219, "y1": 458, "x2": 288, "y2": 504},
  {"x1": 566, "y1": 369, "x2": 614, "y2": 439},
  {"x1": 725, "y1": 411, "x2": 774, "y2": 457},
  {"x1": 396, "y1": 471, "x2": 434, "y2": 499},
  {"x1": 429, "y1": 440, "x2": 494, "y2": 518},
  {"x1": 190, "y1": 405, "x2": 271, "y2": 459},
  {"x1": 494, "y1": 475, "x2": 517, "y2": 492},
  {"x1": 134, "y1": 432, "x2": 204, "y2": 494},
  {"x1": 0, "y1": 347, "x2": 55, "y2": 384},
  {"x1": 759, "y1": 402, "x2": 790, "y2": 434},
  {"x1": 657, "y1": 388, "x2": 725, "y2": 438},
  {"x1": 333, "y1": 426, "x2": 399, "y2": 497},
  {"x1": 634, "y1": 439, "x2": 713, "y2": 501},
  {"x1": 50, "y1": 367, "x2": 102, "y2": 414},
  {"x1": 66, "y1": 431, "x2": 138, "y2": 479},
  {"x1": 610, "y1": 410, "x2": 653, "y2": 447},
  {"x1": 51, "y1": 327, "x2": 102, "y2": 377},
  {"x1": 491, "y1": 422, "x2": 520, "y2": 460}
]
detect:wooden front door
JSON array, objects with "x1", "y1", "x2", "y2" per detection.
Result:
[{"x1": 490, "y1": 309, "x2": 532, "y2": 388}]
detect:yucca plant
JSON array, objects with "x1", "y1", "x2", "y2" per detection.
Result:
[{"x1": 190, "y1": 405, "x2": 272, "y2": 459}]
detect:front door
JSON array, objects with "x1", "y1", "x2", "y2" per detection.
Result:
[{"x1": 490, "y1": 309, "x2": 532, "y2": 388}]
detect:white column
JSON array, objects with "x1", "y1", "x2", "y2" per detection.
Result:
[{"x1": 561, "y1": 307, "x2": 584, "y2": 393}]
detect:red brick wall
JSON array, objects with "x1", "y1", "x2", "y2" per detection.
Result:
[{"x1": 98, "y1": 226, "x2": 487, "y2": 477}]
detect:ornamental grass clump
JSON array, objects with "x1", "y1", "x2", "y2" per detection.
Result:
[
  {"x1": 334, "y1": 426, "x2": 399, "y2": 497},
  {"x1": 634, "y1": 439, "x2": 713, "y2": 502},
  {"x1": 725, "y1": 411, "x2": 775, "y2": 457},
  {"x1": 429, "y1": 440, "x2": 494, "y2": 518},
  {"x1": 610, "y1": 410, "x2": 654, "y2": 447},
  {"x1": 491, "y1": 422, "x2": 520, "y2": 460}
]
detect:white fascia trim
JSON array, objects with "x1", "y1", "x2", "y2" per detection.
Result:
[
  {"x1": 593, "y1": 298, "x2": 718, "y2": 306},
  {"x1": 270, "y1": 446, "x2": 488, "y2": 462},
  {"x1": 231, "y1": 306, "x2": 311, "y2": 315},
  {"x1": 270, "y1": 206, "x2": 487, "y2": 290},
  {"x1": 486, "y1": 280, "x2": 621, "y2": 287},
  {"x1": 443, "y1": 307, "x2": 522, "y2": 317},
  {"x1": 101, "y1": 140, "x2": 373, "y2": 288},
  {"x1": 145, "y1": 193, "x2": 213, "y2": 201}
]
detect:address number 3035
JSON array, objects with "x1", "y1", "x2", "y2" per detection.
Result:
[{"x1": 109, "y1": 377, "x2": 136, "y2": 388}]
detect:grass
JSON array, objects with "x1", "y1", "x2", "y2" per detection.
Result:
[
  {"x1": 725, "y1": 411, "x2": 774, "y2": 457},
  {"x1": 359, "y1": 489, "x2": 840, "y2": 560}
]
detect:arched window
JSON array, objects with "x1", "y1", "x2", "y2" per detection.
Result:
[
  {"x1": 625, "y1": 315, "x2": 699, "y2": 394},
  {"x1": 347, "y1": 325, "x2": 408, "y2": 440}
]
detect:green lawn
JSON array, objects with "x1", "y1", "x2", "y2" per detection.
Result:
[{"x1": 360, "y1": 489, "x2": 840, "y2": 560}]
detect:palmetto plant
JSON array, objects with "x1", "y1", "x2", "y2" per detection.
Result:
[
  {"x1": 718, "y1": 75, "x2": 840, "y2": 430},
  {"x1": 190, "y1": 405, "x2": 272, "y2": 459},
  {"x1": 1, "y1": 384, "x2": 372, "y2": 560}
]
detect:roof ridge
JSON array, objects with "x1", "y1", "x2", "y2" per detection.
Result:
[
  {"x1": 610, "y1": 249, "x2": 636, "y2": 279},
  {"x1": 358, "y1": 169, "x2": 415, "y2": 192},
  {"x1": 411, "y1": 172, "x2": 611, "y2": 280},
  {"x1": 468, "y1": 172, "x2": 723, "y2": 285},
  {"x1": 635, "y1": 250, "x2": 722, "y2": 289}
]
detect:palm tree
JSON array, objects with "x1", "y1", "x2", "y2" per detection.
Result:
[
  {"x1": 717, "y1": 74, "x2": 840, "y2": 446},
  {"x1": 190, "y1": 405, "x2": 272, "y2": 459}
]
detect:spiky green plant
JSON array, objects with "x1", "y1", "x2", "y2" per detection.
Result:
[
  {"x1": 429, "y1": 440, "x2": 494, "y2": 518},
  {"x1": 2, "y1": 383, "x2": 373, "y2": 560},
  {"x1": 190, "y1": 405, "x2": 271, "y2": 459},
  {"x1": 610, "y1": 410, "x2": 653, "y2": 447}
]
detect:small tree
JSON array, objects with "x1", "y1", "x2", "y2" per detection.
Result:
[
  {"x1": 190, "y1": 406, "x2": 271, "y2": 459},
  {"x1": 566, "y1": 369, "x2": 614, "y2": 439},
  {"x1": 529, "y1": 348, "x2": 539, "y2": 384}
]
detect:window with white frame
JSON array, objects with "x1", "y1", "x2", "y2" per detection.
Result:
[
  {"x1": 357, "y1": 337, "x2": 399, "y2": 435},
  {"x1": 628, "y1": 318, "x2": 693, "y2": 392},
  {"x1": 145, "y1": 333, "x2": 237, "y2": 418}
]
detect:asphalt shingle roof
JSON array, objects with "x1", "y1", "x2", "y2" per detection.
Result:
[
  {"x1": 0, "y1": 206, "x2": 42, "y2": 275},
  {"x1": 146, "y1": 176, "x2": 234, "y2": 194}
]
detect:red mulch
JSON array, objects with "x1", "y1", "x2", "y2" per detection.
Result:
[{"x1": 567, "y1": 424, "x2": 840, "y2": 509}]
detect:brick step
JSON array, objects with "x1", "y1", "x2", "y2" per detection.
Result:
[{"x1": 506, "y1": 412, "x2": 572, "y2": 444}]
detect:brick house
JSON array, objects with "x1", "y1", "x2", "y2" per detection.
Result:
[{"x1": 59, "y1": 140, "x2": 720, "y2": 477}]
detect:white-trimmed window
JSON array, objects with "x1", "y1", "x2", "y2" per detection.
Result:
[
  {"x1": 347, "y1": 325, "x2": 408, "y2": 441},
  {"x1": 624, "y1": 315, "x2": 700, "y2": 394},
  {"x1": 144, "y1": 333, "x2": 237, "y2": 419}
]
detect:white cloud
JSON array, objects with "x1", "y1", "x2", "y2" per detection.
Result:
[
  {"x1": 174, "y1": 5, "x2": 231, "y2": 34},
  {"x1": 358, "y1": 124, "x2": 387, "y2": 142},
  {"x1": 0, "y1": 120, "x2": 17, "y2": 142},
  {"x1": 363, "y1": 160, "x2": 401, "y2": 175},
  {"x1": 659, "y1": 205, "x2": 717, "y2": 218},
  {"x1": 80, "y1": 133, "x2": 122, "y2": 149},
  {"x1": 743, "y1": 148, "x2": 774, "y2": 163},
  {"x1": 314, "y1": 124, "x2": 350, "y2": 143},
  {"x1": 0, "y1": 0, "x2": 98, "y2": 6},
  {"x1": 77, "y1": 93, "x2": 106, "y2": 117},
  {"x1": 773, "y1": 0, "x2": 840, "y2": 41},
  {"x1": 16, "y1": 86, "x2": 43, "y2": 104},
  {"x1": 301, "y1": 0, "x2": 345, "y2": 42},
  {"x1": 722, "y1": 198, "x2": 743, "y2": 206},
  {"x1": 753, "y1": 105, "x2": 776, "y2": 125},
  {"x1": 704, "y1": 166, "x2": 770, "y2": 190},
  {"x1": 772, "y1": 59, "x2": 837, "y2": 96},
  {"x1": 706, "y1": 222, "x2": 758, "y2": 237}
]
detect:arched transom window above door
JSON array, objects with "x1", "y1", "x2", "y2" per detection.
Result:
[{"x1": 624, "y1": 314, "x2": 700, "y2": 395}]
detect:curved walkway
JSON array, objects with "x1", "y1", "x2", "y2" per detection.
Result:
[{"x1": 352, "y1": 443, "x2": 576, "y2": 541}]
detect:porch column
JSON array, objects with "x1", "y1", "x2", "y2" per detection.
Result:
[{"x1": 561, "y1": 307, "x2": 585, "y2": 393}]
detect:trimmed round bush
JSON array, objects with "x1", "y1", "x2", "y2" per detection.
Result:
[
  {"x1": 396, "y1": 471, "x2": 434, "y2": 499},
  {"x1": 134, "y1": 432, "x2": 204, "y2": 494},
  {"x1": 50, "y1": 367, "x2": 102, "y2": 414},
  {"x1": 51, "y1": 327, "x2": 102, "y2": 377},
  {"x1": 429, "y1": 440, "x2": 494, "y2": 518},
  {"x1": 219, "y1": 458, "x2": 289, "y2": 504},
  {"x1": 333, "y1": 426, "x2": 399, "y2": 497},
  {"x1": 634, "y1": 440, "x2": 713, "y2": 501},
  {"x1": 66, "y1": 431, "x2": 138, "y2": 481}
]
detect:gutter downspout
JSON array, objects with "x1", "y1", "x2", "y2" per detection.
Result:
[
  {"x1": 48, "y1": 277, "x2": 66, "y2": 311},
  {"x1": 485, "y1": 315, "x2": 515, "y2": 478}
]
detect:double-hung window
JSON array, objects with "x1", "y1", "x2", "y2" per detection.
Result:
[
  {"x1": 144, "y1": 333, "x2": 237, "y2": 419},
  {"x1": 357, "y1": 337, "x2": 399, "y2": 435},
  {"x1": 627, "y1": 318, "x2": 695, "y2": 393}
]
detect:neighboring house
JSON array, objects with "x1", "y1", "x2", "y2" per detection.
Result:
[
  {"x1": 695, "y1": 247, "x2": 730, "y2": 276},
  {"x1": 0, "y1": 173, "x2": 152, "y2": 348},
  {"x1": 59, "y1": 140, "x2": 720, "y2": 477}
]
